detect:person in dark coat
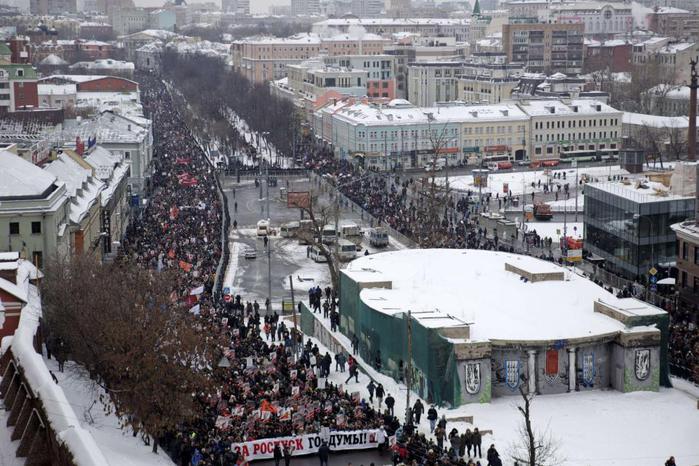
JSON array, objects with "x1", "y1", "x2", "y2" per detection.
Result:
[
  {"x1": 318, "y1": 441, "x2": 330, "y2": 466},
  {"x1": 367, "y1": 380, "x2": 376, "y2": 403},
  {"x1": 464, "y1": 429, "x2": 473, "y2": 457},
  {"x1": 385, "y1": 394, "x2": 395, "y2": 416},
  {"x1": 427, "y1": 405, "x2": 438, "y2": 433},
  {"x1": 283, "y1": 445, "x2": 292, "y2": 466},
  {"x1": 375, "y1": 383, "x2": 385, "y2": 408},
  {"x1": 473, "y1": 428, "x2": 482, "y2": 458},
  {"x1": 413, "y1": 399, "x2": 424, "y2": 424},
  {"x1": 486, "y1": 444, "x2": 498, "y2": 465},
  {"x1": 665, "y1": 457, "x2": 676, "y2": 466},
  {"x1": 273, "y1": 444, "x2": 283, "y2": 466}
]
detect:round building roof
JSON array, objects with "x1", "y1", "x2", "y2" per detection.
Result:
[{"x1": 343, "y1": 249, "x2": 663, "y2": 343}]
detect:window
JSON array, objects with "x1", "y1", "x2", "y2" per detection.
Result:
[
  {"x1": 125, "y1": 151, "x2": 131, "y2": 159},
  {"x1": 9, "y1": 222, "x2": 19, "y2": 235},
  {"x1": 31, "y1": 221, "x2": 41, "y2": 234},
  {"x1": 695, "y1": 246, "x2": 699, "y2": 265},
  {"x1": 682, "y1": 242, "x2": 688, "y2": 260}
]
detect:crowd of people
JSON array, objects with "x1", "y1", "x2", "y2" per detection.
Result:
[{"x1": 129, "y1": 73, "x2": 404, "y2": 465}]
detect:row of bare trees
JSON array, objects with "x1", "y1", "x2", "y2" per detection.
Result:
[{"x1": 41, "y1": 256, "x2": 216, "y2": 452}]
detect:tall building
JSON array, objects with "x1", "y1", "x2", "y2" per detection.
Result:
[
  {"x1": 350, "y1": 0, "x2": 384, "y2": 17},
  {"x1": 291, "y1": 0, "x2": 321, "y2": 16},
  {"x1": 648, "y1": 7, "x2": 699, "y2": 41},
  {"x1": 222, "y1": 0, "x2": 250, "y2": 15},
  {"x1": 386, "y1": 0, "x2": 411, "y2": 17},
  {"x1": 502, "y1": 22, "x2": 585, "y2": 75},
  {"x1": 30, "y1": 0, "x2": 77, "y2": 14}
]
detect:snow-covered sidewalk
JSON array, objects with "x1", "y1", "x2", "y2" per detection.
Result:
[{"x1": 299, "y1": 306, "x2": 699, "y2": 466}]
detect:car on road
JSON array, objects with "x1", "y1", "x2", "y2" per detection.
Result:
[
  {"x1": 243, "y1": 247, "x2": 257, "y2": 259},
  {"x1": 309, "y1": 244, "x2": 327, "y2": 263},
  {"x1": 257, "y1": 219, "x2": 270, "y2": 237},
  {"x1": 338, "y1": 239, "x2": 358, "y2": 261},
  {"x1": 321, "y1": 224, "x2": 337, "y2": 244}
]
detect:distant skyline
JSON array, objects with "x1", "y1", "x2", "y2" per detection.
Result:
[{"x1": 133, "y1": 0, "x2": 286, "y2": 14}]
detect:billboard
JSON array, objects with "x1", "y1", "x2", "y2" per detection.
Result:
[{"x1": 287, "y1": 191, "x2": 311, "y2": 209}]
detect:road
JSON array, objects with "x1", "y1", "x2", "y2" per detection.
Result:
[{"x1": 220, "y1": 175, "x2": 407, "y2": 306}]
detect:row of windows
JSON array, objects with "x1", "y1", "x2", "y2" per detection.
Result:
[
  {"x1": 534, "y1": 131, "x2": 619, "y2": 142},
  {"x1": 9, "y1": 221, "x2": 41, "y2": 235},
  {"x1": 534, "y1": 118, "x2": 619, "y2": 129},
  {"x1": 680, "y1": 241, "x2": 699, "y2": 265}
]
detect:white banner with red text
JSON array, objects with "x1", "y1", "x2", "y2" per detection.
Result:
[{"x1": 231, "y1": 429, "x2": 384, "y2": 461}]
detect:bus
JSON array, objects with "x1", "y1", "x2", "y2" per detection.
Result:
[
  {"x1": 309, "y1": 244, "x2": 327, "y2": 263},
  {"x1": 321, "y1": 224, "x2": 337, "y2": 244},
  {"x1": 280, "y1": 221, "x2": 300, "y2": 238},
  {"x1": 256, "y1": 219, "x2": 270, "y2": 237},
  {"x1": 369, "y1": 227, "x2": 389, "y2": 247},
  {"x1": 337, "y1": 239, "x2": 358, "y2": 262}
]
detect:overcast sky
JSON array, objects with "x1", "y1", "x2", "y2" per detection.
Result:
[{"x1": 133, "y1": 0, "x2": 286, "y2": 14}]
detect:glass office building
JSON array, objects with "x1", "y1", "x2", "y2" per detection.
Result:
[{"x1": 584, "y1": 182, "x2": 695, "y2": 281}]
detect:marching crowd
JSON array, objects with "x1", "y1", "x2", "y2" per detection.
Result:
[{"x1": 130, "y1": 74, "x2": 397, "y2": 465}]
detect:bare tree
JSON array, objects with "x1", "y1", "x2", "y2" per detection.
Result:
[
  {"x1": 509, "y1": 376, "x2": 563, "y2": 466},
  {"x1": 665, "y1": 125, "x2": 687, "y2": 161},
  {"x1": 296, "y1": 190, "x2": 342, "y2": 290},
  {"x1": 41, "y1": 255, "x2": 216, "y2": 453},
  {"x1": 635, "y1": 123, "x2": 666, "y2": 169}
]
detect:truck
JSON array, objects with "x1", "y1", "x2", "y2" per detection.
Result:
[
  {"x1": 369, "y1": 227, "x2": 389, "y2": 247},
  {"x1": 533, "y1": 203, "x2": 553, "y2": 221}
]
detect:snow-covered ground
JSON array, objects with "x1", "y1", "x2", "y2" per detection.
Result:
[
  {"x1": 42, "y1": 358, "x2": 175, "y2": 466},
  {"x1": 223, "y1": 108, "x2": 293, "y2": 169},
  {"x1": 521, "y1": 222, "x2": 583, "y2": 241},
  {"x1": 546, "y1": 195, "x2": 585, "y2": 212},
  {"x1": 445, "y1": 165, "x2": 629, "y2": 197},
  {"x1": 300, "y1": 310, "x2": 699, "y2": 466}
]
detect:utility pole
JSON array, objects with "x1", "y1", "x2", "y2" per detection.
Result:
[
  {"x1": 289, "y1": 274, "x2": 297, "y2": 359},
  {"x1": 574, "y1": 160, "x2": 579, "y2": 222},
  {"x1": 266, "y1": 158, "x2": 272, "y2": 315},
  {"x1": 405, "y1": 310, "x2": 412, "y2": 424}
]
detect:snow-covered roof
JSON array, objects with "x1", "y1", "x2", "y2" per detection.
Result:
[
  {"x1": 235, "y1": 33, "x2": 321, "y2": 45},
  {"x1": 315, "y1": 18, "x2": 472, "y2": 26},
  {"x1": 324, "y1": 33, "x2": 386, "y2": 42},
  {"x1": 343, "y1": 249, "x2": 664, "y2": 342},
  {"x1": 334, "y1": 102, "x2": 528, "y2": 126},
  {"x1": 69, "y1": 59, "x2": 135, "y2": 71},
  {"x1": 588, "y1": 179, "x2": 694, "y2": 203},
  {"x1": 39, "y1": 53, "x2": 68, "y2": 66},
  {"x1": 0, "y1": 151, "x2": 58, "y2": 199},
  {"x1": 38, "y1": 83, "x2": 77, "y2": 95},
  {"x1": 44, "y1": 153, "x2": 103, "y2": 224},
  {"x1": 647, "y1": 84, "x2": 690, "y2": 100},
  {"x1": 0, "y1": 275, "x2": 27, "y2": 303},
  {"x1": 654, "y1": 6, "x2": 691, "y2": 14},
  {"x1": 519, "y1": 99, "x2": 620, "y2": 117},
  {"x1": 622, "y1": 112, "x2": 688, "y2": 129},
  {"x1": 671, "y1": 220, "x2": 699, "y2": 240}
]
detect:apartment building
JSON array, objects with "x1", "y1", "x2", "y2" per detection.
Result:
[
  {"x1": 323, "y1": 55, "x2": 397, "y2": 99},
  {"x1": 312, "y1": 18, "x2": 474, "y2": 41},
  {"x1": 457, "y1": 53, "x2": 523, "y2": 104},
  {"x1": 30, "y1": 0, "x2": 76, "y2": 15},
  {"x1": 328, "y1": 99, "x2": 529, "y2": 168},
  {"x1": 671, "y1": 220, "x2": 699, "y2": 313},
  {"x1": 550, "y1": 2, "x2": 633, "y2": 38},
  {"x1": 407, "y1": 61, "x2": 463, "y2": 106},
  {"x1": 632, "y1": 37, "x2": 699, "y2": 83},
  {"x1": 291, "y1": 0, "x2": 321, "y2": 16},
  {"x1": 502, "y1": 22, "x2": 585, "y2": 75},
  {"x1": 648, "y1": 7, "x2": 699, "y2": 41},
  {"x1": 0, "y1": 63, "x2": 39, "y2": 113},
  {"x1": 231, "y1": 34, "x2": 390, "y2": 84},
  {"x1": 519, "y1": 99, "x2": 622, "y2": 162}
]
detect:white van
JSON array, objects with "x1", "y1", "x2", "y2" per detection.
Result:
[
  {"x1": 256, "y1": 219, "x2": 270, "y2": 237},
  {"x1": 340, "y1": 223, "x2": 362, "y2": 239},
  {"x1": 281, "y1": 221, "x2": 300, "y2": 238},
  {"x1": 369, "y1": 227, "x2": 389, "y2": 247},
  {"x1": 321, "y1": 224, "x2": 337, "y2": 244},
  {"x1": 337, "y1": 239, "x2": 357, "y2": 262},
  {"x1": 309, "y1": 244, "x2": 327, "y2": 263},
  {"x1": 424, "y1": 157, "x2": 447, "y2": 171}
]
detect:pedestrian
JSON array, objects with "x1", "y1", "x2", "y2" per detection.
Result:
[
  {"x1": 486, "y1": 444, "x2": 498, "y2": 465},
  {"x1": 665, "y1": 457, "x2": 676, "y2": 466},
  {"x1": 351, "y1": 334, "x2": 359, "y2": 355},
  {"x1": 283, "y1": 445, "x2": 292, "y2": 466},
  {"x1": 406, "y1": 399, "x2": 422, "y2": 425},
  {"x1": 375, "y1": 383, "x2": 385, "y2": 409},
  {"x1": 464, "y1": 429, "x2": 473, "y2": 457},
  {"x1": 473, "y1": 427, "x2": 482, "y2": 458},
  {"x1": 318, "y1": 441, "x2": 330, "y2": 466},
  {"x1": 367, "y1": 380, "x2": 376, "y2": 403},
  {"x1": 273, "y1": 444, "x2": 283, "y2": 466},
  {"x1": 427, "y1": 405, "x2": 438, "y2": 433},
  {"x1": 385, "y1": 393, "x2": 395, "y2": 416}
]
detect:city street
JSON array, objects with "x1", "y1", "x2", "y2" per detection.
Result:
[{"x1": 220, "y1": 175, "x2": 407, "y2": 305}]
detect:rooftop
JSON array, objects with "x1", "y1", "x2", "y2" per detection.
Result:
[
  {"x1": 343, "y1": 249, "x2": 664, "y2": 342},
  {"x1": 0, "y1": 150, "x2": 57, "y2": 199},
  {"x1": 519, "y1": 99, "x2": 620, "y2": 117},
  {"x1": 587, "y1": 178, "x2": 694, "y2": 203},
  {"x1": 315, "y1": 18, "x2": 472, "y2": 26},
  {"x1": 622, "y1": 111, "x2": 688, "y2": 129}
]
